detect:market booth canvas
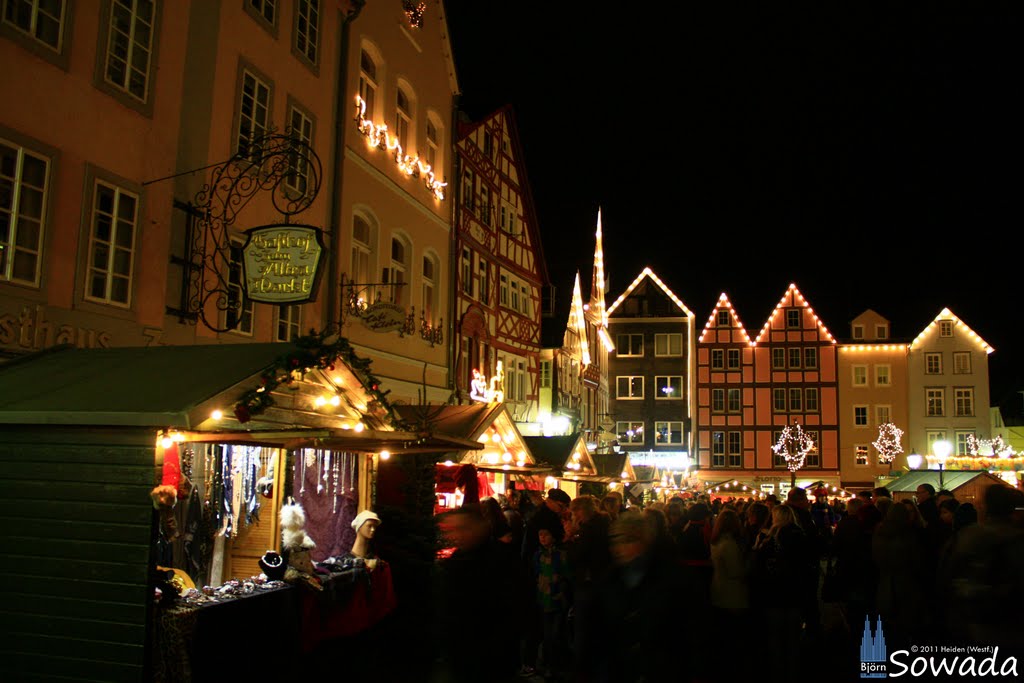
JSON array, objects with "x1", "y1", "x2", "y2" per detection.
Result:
[{"x1": 0, "y1": 340, "x2": 398, "y2": 682}]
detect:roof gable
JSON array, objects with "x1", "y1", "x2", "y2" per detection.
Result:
[
  {"x1": 698, "y1": 292, "x2": 753, "y2": 345},
  {"x1": 607, "y1": 267, "x2": 694, "y2": 318},
  {"x1": 754, "y1": 283, "x2": 836, "y2": 345},
  {"x1": 909, "y1": 307, "x2": 994, "y2": 354}
]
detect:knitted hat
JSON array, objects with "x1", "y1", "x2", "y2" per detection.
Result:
[
  {"x1": 547, "y1": 488, "x2": 571, "y2": 506},
  {"x1": 351, "y1": 510, "x2": 381, "y2": 532}
]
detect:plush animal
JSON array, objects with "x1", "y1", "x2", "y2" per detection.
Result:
[{"x1": 150, "y1": 485, "x2": 179, "y2": 541}]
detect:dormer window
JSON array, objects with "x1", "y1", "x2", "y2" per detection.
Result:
[{"x1": 852, "y1": 324, "x2": 864, "y2": 340}]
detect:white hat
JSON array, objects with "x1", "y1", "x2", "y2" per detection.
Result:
[{"x1": 351, "y1": 510, "x2": 381, "y2": 531}]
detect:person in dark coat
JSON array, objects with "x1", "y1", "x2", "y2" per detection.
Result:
[{"x1": 522, "y1": 488, "x2": 570, "y2": 563}]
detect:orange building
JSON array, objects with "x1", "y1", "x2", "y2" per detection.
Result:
[
  {"x1": 837, "y1": 310, "x2": 910, "y2": 488},
  {"x1": 696, "y1": 285, "x2": 840, "y2": 497},
  {"x1": 453, "y1": 106, "x2": 547, "y2": 422}
]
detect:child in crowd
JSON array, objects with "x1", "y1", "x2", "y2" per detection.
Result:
[{"x1": 532, "y1": 526, "x2": 571, "y2": 678}]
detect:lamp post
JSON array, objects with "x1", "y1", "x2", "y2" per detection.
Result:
[
  {"x1": 906, "y1": 453, "x2": 923, "y2": 470},
  {"x1": 932, "y1": 439, "x2": 952, "y2": 490}
]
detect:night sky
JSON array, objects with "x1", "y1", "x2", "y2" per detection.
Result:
[{"x1": 444, "y1": 3, "x2": 1021, "y2": 405}]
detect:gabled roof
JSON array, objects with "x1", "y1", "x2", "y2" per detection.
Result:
[
  {"x1": 522, "y1": 434, "x2": 597, "y2": 477},
  {"x1": 909, "y1": 307, "x2": 994, "y2": 354},
  {"x1": 754, "y1": 283, "x2": 836, "y2": 345},
  {"x1": 606, "y1": 267, "x2": 694, "y2": 317},
  {"x1": 698, "y1": 292, "x2": 753, "y2": 345},
  {"x1": 393, "y1": 403, "x2": 536, "y2": 466}
]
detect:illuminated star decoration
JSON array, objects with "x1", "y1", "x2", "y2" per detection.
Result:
[
  {"x1": 403, "y1": 1, "x2": 426, "y2": 29},
  {"x1": 354, "y1": 95, "x2": 447, "y2": 200},
  {"x1": 872, "y1": 423, "x2": 905, "y2": 464},
  {"x1": 772, "y1": 422, "x2": 815, "y2": 472}
]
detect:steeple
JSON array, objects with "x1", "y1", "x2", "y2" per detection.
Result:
[{"x1": 589, "y1": 208, "x2": 606, "y2": 325}]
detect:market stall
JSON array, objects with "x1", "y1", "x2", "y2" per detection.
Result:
[
  {"x1": 522, "y1": 433, "x2": 598, "y2": 499},
  {"x1": 0, "y1": 338, "x2": 427, "y2": 682}
]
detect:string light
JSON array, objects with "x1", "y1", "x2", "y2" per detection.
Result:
[
  {"x1": 210, "y1": 409, "x2": 223, "y2": 420},
  {"x1": 754, "y1": 283, "x2": 836, "y2": 346},
  {"x1": 699, "y1": 293, "x2": 753, "y2": 345},
  {"x1": 872, "y1": 423, "x2": 905, "y2": 464},
  {"x1": 607, "y1": 267, "x2": 693, "y2": 318},
  {"x1": 379, "y1": 450, "x2": 390, "y2": 460},
  {"x1": 772, "y1": 422, "x2": 815, "y2": 473},
  {"x1": 909, "y1": 308, "x2": 994, "y2": 354},
  {"x1": 354, "y1": 95, "x2": 447, "y2": 200},
  {"x1": 571, "y1": 274, "x2": 592, "y2": 366}
]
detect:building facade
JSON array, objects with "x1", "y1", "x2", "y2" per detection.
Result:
[
  {"x1": 837, "y1": 310, "x2": 910, "y2": 488},
  {"x1": 606, "y1": 267, "x2": 695, "y2": 468},
  {"x1": 453, "y1": 106, "x2": 547, "y2": 422}
]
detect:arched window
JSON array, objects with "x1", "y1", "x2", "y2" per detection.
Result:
[
  {"x1": 359, "y1": 48, "x2": 378, "y2": 120},
  {"x1": 395, "y1": 83, "x2": 414, "y2": 153},
  {"x1": 425, "y1": 111, "x2": 444, "y2": 173},
  {"x1": 382, "y1": 234, "x2": 410, "y2": 306},
  {"x1": 350, "y1": 210, "x2": 378, "y2": 302},
  {"x1": 421, "y1": 251, "x2": 439, "y2": 325}
]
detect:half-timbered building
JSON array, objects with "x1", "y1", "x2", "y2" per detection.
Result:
[{"x1": 454, "y1": 106, "x2": 548, "y2": 424}]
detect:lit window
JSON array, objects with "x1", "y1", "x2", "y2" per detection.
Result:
[
  {"x1": 939, "y1": 320, "x2": 953, "y2": 337},
  {"x1": 656, "y1": 421, "x2": 684, "y2": 445},
  {"x1": 853, "y1": 365, "x2": 867, "y2": 386},
  {"x1": 875, "y1": 365, "x2": 890, "y2": 386},
  {"x1": 855, "y1": 445, "x2": 869, "y2": 466},
  {"x1": 358, "y1": 49, "x2": 377, "y2": 120},
  {"x1": 617, "y1": 421, "x2": 644, "y2": 444},
  {"x1": 655, "y1": 375, "x2": 682, "y2": 399}
]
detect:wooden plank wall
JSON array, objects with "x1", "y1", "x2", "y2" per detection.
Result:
[{"x1": 0, "y1": 426, "x2": 156, "y2": 682}]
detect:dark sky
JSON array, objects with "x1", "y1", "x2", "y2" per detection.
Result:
[{"x1": 444, "y1": 2, "x2": 1021, "y2": 404}]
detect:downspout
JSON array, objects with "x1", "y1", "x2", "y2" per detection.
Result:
[
  {"x1": 448, "y1": 93, "x2": 461, "y2": 400},
  {"x1": 326, "y1": 1, "x2": 365, "y2": 332}
]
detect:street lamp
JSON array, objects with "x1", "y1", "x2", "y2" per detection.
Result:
[
  {"x1": 933, "y1": 439, "x2": 952, "y2": 490},
  {"x1": 906, "y1": 453, "x2": 923, "y2": 470}
]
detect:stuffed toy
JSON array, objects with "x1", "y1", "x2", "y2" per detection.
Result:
[
  {"x1": 150, "y1": 484, "x2": 179, "y2": 541},
  {"x1": 279, "y1": 502, "x2": 321, "y2": 590}
]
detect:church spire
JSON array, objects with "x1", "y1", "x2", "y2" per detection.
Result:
[{"x1": 590, "y1": 208, "x2": 606, "y2": 324}]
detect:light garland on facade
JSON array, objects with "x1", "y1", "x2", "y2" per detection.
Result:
[
  {"x1": 698, "y1": 292, "x2": 752, "y2": 344},
  {"x1": 591, "y1": 209, "x2": 607, "y2": 325},
  {"x1": 607, "y1": 267, "x2": 693, "y2": 317},
  {"x1": 754, "y1": 283, "x2": 836, "y2": 346},
  {"x1": 571, "y1": 274, "x2": 592, "y2": 367},
  {"x1": 966, "y1": 434, "x2": 1017, "y2": 459},
  {"x1": 354, "y1": 95, "x2": 447, "y2": 200},
  {"x1": 839, "y1": 344, "x2": 907, "y2": 353},
  {"x1": 872, "y1": 423, "x2": 904, "y2": 464},
  {"x1": 909, "y1": 308, "x2": 994, "y2": 354},
  {"x1": 771, "y1": 422, "x2": 815, "y2": 472}
]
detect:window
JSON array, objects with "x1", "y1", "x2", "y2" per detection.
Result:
[
  {"x1": 500, "y1": 202, "x2": 517, "y2": 235},
  {"x1": 499, "y1": 273, "x2": 507, "y2": 306},
  {"x1": 479, "y1": 187, "x2": 493, "y2": 226},
  {"x1": 855, "y1": 445, "x2": 869, "y2": 466},
  {"x1": 875, "y1": 365, "x2": 891, "y2": 386},
  {"x1": 276, "y1": 304, "x2": 300, "y2": 341},
  {"x1": 803, "y1": 347, "x2": 818, "y2": 369},
  {"x1": 876, "y1": 324, "x2": 889, "y2": 339},
  {"x1": 225, "y1": 240, "x2": 253, "y2": 334},
  {"x1": 381, "y1": 236, "x2": 407, "y2": 305},
  {"x1": 421, "y1": 254, "x2": 437, "y2": 323},
  {"x1": 516, "y1": 360, "x2": 526, "y2": 402},
  {"x1": 955, "y1": 431, "x2": 974, "y2": 456},
  {"x1": 460, "y1": 248, "x2": 472, "y2": 296},
  {"x1": 789, "y1": 388, "x2": 802, "y2": 412},
  {"x1": 953, "y1": 352, "x2": 971, "y2": 374},
  {"x1": 655, "y1": 333, "x2": 683, "y2": 357},
  {"x1": 617, "y1": 421, "x2": 644, "y2": 444},
  {"x1": 788, "y1": 348, "x2": 801, "y2": 368},
  {"x1": 954, "y1": 388, "x2": 974, "y2": 417},
  {"x1": 395, "y1": 87, "x2": 411, "y2": 152},
  {"x1": 616, "y1": 376, "x2": 643, "y2": 399},
  {"x1": 773, "y1": 388, "x2": 787, "y2": 412},
  {"x1": 350, "y1": 214, "x2": 373, "y2": 301},
  {"x1": 727, "y1": 388, "x2": 741, "y2": 412},
  {"x1": 539, "y1": 360, "x2": 551, "y2": 388},
  {"x1": 805, "y1": 388, "x2": 819, "y2": 412},
  {"x1": 711, "y1": 388, "x2": 725, "y2": 413},
  {"x1": 805, "y1": 431, "x2": 820, "y2": 467},
  {"x1": 925, "y1": 353, "x2": 942, "y2": 374},
  {"x1": 293, "y1": 0, "x2": 319, "y2": 65},
  {"x1": 656, "y1": 421, "x2": 683, "y2": 445},
  {"x1": 717, "y1": 310, "x2": 729, "y2": 326},
  {"x1": 712, "y1": 431, "x2": 725, "y2": 467},
  {"x1": 728, "y1": 432, "x2": 741, "y2": 467},
  {"x1": 0, "y1": 138, "x2": 49, "y2": 286},
  {"x1": 518, "y1": 282, "x2": 531, "y2": 317},
  {"x1": 482, "y1": 132, "x2": 493, "y2": 159},
  {"x1": 854, "y1": 406, "x2": 869, "y2": 427},
  {"x1": 510, "y1": 278, "x2": 519, "y2": 312},
  {"x1": 2, "y1": 0, "x2": 66, "y2": 52},
  {"x1": 617, "y1": 334, "x2": 643, "y2": 357},
  {"x1": 939, "y1": 320, "x2": 953, "y2": 337},
  {"x1": 853, "y1": 365, "x2": 867, "y2": 386},
  {"x1": 358, "y1": 49, "x2": 377, "y2": 120},
  {"x1": 462, "y1": 169, "x2": 475, "y2": 210},
  {"x1": 86, "y1": 179, "x2": 137, "y2": 307},
  {"x1": 655, "y1": 376, "x2": 682, "y2": 399},
  {"x1": 852, "y1": 324, "x2": 864, "y2": 340},
  {"x1": 286, "y1": 103, "x2": 314, "y2": 195},
  {"x1": 772, "y1": 348, "x2": 785, "y2": 370},
  {"x1": 102, "y1": 0, "x2": 156, "y2": 103},
  {"x1": 711, "y1": 348, "x2": 724, "y2": 370},
  {"x1": 425, "y1": 119, "x2": 439, "y2": 170},
  {"x1": 237, "y1": 67, "x2": 271, "y2": 159},
  {"x1": 786, "y1": 309, "x2": 801, "y2": 328},
  {"x1": 477, "y1": 258, "x2": 489, "y2": 305},
  {"x1": 874, "y1": 407, "x2": 890, "y2": 428},
  {"x1": 925, "y1": 431, "x2": 947, "y2": 454},
  {"x1": 246, "y1": 0, "x2": 275, "y2": 27},
  {"x1": 727, "y1": 348, "x2": 741, "y2": 369},
  {"x1": 926, "y1": 388, "x2": 944, "y2": 417}
]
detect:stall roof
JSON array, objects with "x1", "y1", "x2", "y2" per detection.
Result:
[
  {"x1": 883, "y1": 470, "x2": 1011, "y2": 493},
  {"x1": 522, "y1": 434, "x2": 597, "y2": 477},
  {"x1": 573, "y1": 452, "x2": 637, "y2": 483},
  {"x1": 392, "y1": 403, "x2": 536, "y2": 464}
]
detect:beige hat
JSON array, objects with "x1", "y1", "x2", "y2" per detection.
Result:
[{"x1": 351, "y1": 510, "x2": 381, "y2": 532}]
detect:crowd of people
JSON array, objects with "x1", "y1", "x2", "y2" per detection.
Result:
[{"x1": 433, "y1": 482, "x2": 1024, "y2": 683}]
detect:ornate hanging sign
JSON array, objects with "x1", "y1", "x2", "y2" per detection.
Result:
[
  {"x1": 470, "y1": 360, "x2": 505, "y2": 403},
  {"x1": 242, "y1": 224, "x2": 325, "y2": 304},
  {"x1": 360, "y1": 302, "x2": 408, "y2": 332}
]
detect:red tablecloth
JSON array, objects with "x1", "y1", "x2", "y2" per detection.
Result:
[{"x1": 299, "y1": 562, "x2": 397, "y2": 651}]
